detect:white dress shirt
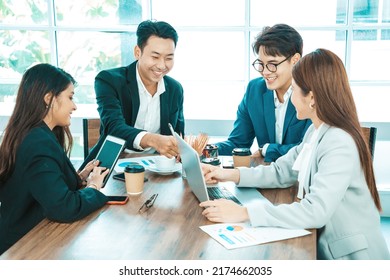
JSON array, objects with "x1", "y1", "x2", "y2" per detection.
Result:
[
  {"x1": 133, "y1": 64, "x2": 165, "y2": 152},
  {"x1": 261, "y1": 86, "x2": 292, "y2": 156}
]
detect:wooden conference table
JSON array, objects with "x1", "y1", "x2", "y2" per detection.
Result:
[{"x1": 1, "y1": 155, "x2": 316, "y2": 260}]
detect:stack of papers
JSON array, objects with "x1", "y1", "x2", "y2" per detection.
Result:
[{"x1": 200, "y1": 223, "x2": 311, "y2": 249}]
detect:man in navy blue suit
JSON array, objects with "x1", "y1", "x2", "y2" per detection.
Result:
[
  {"x1": 84, "y1": 20, "x2": 184, "y2": 167},
  {"x1": 215, "y1": 24, "x2": 311, "y2": 162}
]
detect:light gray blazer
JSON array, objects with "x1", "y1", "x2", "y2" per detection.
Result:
[{"x1": 238, "y1": 124, "x2": 390, "y2": 260}]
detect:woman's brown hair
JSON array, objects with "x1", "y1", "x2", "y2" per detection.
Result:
[
  {"x1": 292, "y1": 48, "x2": 381, "y2": 211},
  {"x1": 0, "y1": 63, "x2": 76, "y2": 184}
]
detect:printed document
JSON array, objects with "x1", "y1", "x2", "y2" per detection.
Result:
[
  {"x1": 200, "y1": 223, "x2": 311, "y2": 249},
  {"x1": 114, "y1": 156, "x2": 160, "y2": 173}
]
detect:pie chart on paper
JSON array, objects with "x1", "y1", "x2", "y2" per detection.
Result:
[
  {"x1": 118, "y1": 161, "x2": 139, "y2": 168},
  {"x1": 226, "y1": 225, "x2": 244, "y2": 232}
]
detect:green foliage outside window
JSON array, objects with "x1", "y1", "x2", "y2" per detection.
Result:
[{"x1": 0, "y1": 0, "x2": 141, "y2": 102}]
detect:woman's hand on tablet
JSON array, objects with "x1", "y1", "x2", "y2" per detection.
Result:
[
  {"x1": 86, "y1": 166, "x2": 109, "y2": 190},
  {"x1": 78, "y1": 159, "x2": 100, "y2": 184}
]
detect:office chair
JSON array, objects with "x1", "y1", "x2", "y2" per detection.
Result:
[
  {"x1": 361, "y1": 126, "x2": 377, "y2": 160},
  {"x1": 82, "y1": 118, "x2": 101, "y2": 159}
]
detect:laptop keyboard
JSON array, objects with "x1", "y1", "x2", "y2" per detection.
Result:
[{"x1": 207, "y1": 186, "x2": 242, "y2": 205}]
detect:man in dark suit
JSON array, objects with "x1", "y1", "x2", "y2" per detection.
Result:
[
  {"x1": 85, "y1": 20, "x2": 184, "y2": 164},
  {"x1": 215, "y1": 24, "x2": 311, "y2": 162}
]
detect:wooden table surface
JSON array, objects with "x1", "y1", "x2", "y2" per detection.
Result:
[{"x1": 0, "y1": 155, "x2": 316, "y2": 260}]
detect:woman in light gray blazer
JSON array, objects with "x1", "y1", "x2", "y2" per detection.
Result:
[{"x1": 200, "y1": 49, "x2": 390, "y2": 260}]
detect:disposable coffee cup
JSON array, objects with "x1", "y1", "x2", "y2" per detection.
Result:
[
  {"x1": 232, "y1": 148, "x2": 251, "y2": 167},
  {"x1": 124, "y1": 164, "x2": 145, "y2": 195}
]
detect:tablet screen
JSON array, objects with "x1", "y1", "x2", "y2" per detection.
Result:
[{"x1": 95, "y1": 135, "x2": 126, "y2": 186}]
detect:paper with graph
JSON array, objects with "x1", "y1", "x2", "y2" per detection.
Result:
[{"x1": 200, "y1": 223, "x2": 311, "y2": 249}]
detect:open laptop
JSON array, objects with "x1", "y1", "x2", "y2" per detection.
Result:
[{"x1": 168, "y1": 124, "x2": 268, "y2": 206}]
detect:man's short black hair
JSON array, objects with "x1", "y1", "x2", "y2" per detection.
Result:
[
  {"x1": 136, "y1": 20, "x2": 178, "y2": 51},
  {"x1": 252, "y1": 23, "x2": 303, "y2": 58}
]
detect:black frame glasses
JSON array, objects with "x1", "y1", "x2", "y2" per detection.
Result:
[
  {"x1": 138, "y1": 193, "x2": 158, "y2": 213},
  {"x1": 252, "y1": 54, "x2": 293, "y2": 73}
]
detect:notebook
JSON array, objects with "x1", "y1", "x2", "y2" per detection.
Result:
[
  {"x1": 168, "y1": 124, "x2": 268, "y2": 206},
  {"x1": 94, "y1": 135, "x2": 126, "y2": 186}
]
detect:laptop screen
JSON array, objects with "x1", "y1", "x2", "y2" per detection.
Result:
[
  {"x1": 168, "y1": 123, "x2": 267, "y2": 205},
  {"x1": 168, "y1": 124, "x2": 210, "y2": 202}
]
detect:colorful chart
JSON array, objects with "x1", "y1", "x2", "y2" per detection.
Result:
[
  {"x1": 114, "y1": 156, "x2": 159, "y2": 173},
  {"x1": 226, "y1": 225, "x2": 244, "y2": 231},
  {"x1": 118, "y1": 161, "x2": 139, "y2": 167}
]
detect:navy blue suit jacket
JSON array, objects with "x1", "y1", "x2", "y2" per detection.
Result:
[
  {"x1": 84, "y1": 61, "x2": 185, "y2": 165},
  {"x1": 216, "y1": 78, "x2": 311, "y2": 162}
]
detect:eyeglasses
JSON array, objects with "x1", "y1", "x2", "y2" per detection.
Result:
[
  {"x1": 138, "y1": 193, "x2": 158, "y2": 213},
  {"x1": 252, "y1": 54, "x2": 293, "y2": 73}
]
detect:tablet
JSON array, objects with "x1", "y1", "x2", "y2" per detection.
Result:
[{"x1": 95, "y1": 135, "x2": 126, "y2": 186}]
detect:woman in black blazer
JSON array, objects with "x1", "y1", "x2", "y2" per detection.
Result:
[{"x1": 0, "y1": 63, "x2": 109, "y2": 255}]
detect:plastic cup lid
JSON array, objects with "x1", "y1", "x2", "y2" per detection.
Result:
[{"x1": 124, "y1": 164, "x2": 145, "y2": 173}]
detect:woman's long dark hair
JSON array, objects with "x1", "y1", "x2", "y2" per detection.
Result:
[
  {"x1": 292, "y1": 48, "x2": 381, "y2": 211},
  {"x1": 0, "y1": 63, "x2": 76, "y2": 184}
]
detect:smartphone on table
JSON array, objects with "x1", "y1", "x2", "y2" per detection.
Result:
[{"x1": 106, "y1": 195, "x2": 129, "y2": 205}]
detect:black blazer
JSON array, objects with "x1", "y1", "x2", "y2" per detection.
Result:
[
  {"x1": 85, "y1": 61, "x2": 185, "y2": 164},
  {"x1": 0, "y1": 123, "x2": 108, "y2": 254}
]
